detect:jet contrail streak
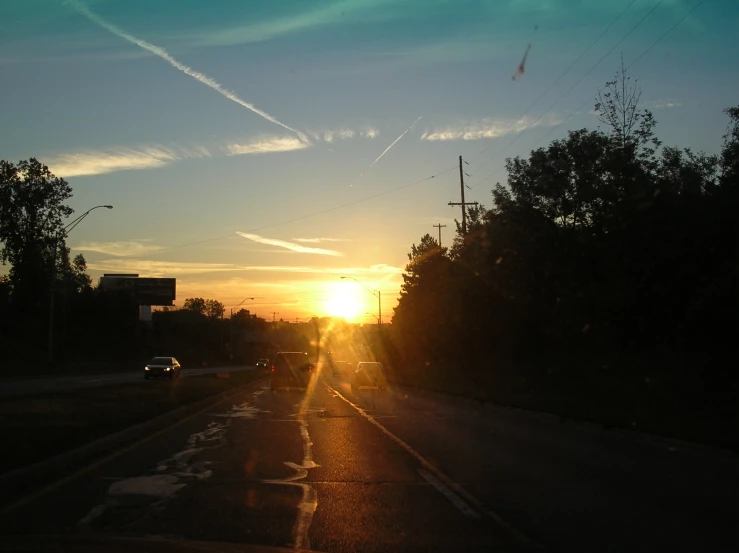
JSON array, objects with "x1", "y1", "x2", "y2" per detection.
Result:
[
  {"x1": 369, "y1": 116, "x2": 422, "y2": 167},
  {"x1": 65, "y1": 0, "x2": 307, "y2": 141}
]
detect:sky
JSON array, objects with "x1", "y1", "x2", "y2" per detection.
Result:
[{"x1": 1, "y1": 0, "x2": 737, "y2": 322}]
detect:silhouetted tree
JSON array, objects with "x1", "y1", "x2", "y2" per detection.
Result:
[
  {"x1": 183, "y1": 297, "x2": 207, "y2": 315},
  {"x1": 204, "y1": 299, "x2": 225, "y2": 319},
  {"x1": 391, "y1": 74, "x2": 737, "y2": 433},
  {"x1": 0, "y1": 158, "x2": 73, "y2": 315}
]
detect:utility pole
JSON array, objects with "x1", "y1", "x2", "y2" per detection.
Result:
[
  {"x1": 271, "y1": 312, "x2": 279, "y2": 323},
  {"x1": 448, "y1": 155, "x2": 478, "y2": 235},
  {"x1": 433, "y1": 223, "x2": 447, "y2": 247}
]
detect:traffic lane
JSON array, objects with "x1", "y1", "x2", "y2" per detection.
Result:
[
  {"x1": 329, "y1": 377, "x2": 737, "y2": 553},
  {"x1": 41, "y1": 378, "x2": 532, "y2": 552},
  {"x1": 306, "y1": 385, "x2": 527, "y2": 552},
  {"x1": 0, "y1": 377, "x2": 278, "y2": 535},
  {"x1": 147, "y1": 382, "x2": 530, "y2": 552},
  {"x1": 0, "y1": 365, "x2": 256, "y2": 397},
  {"x1": 82, "y1": 387, "x2": 308, "y2": 548}
]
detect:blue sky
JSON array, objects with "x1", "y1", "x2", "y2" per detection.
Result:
[{"x1": 1, "y1": 0, "x2": 737, "y2": 321}]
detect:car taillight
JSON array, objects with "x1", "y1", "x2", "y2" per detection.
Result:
[{"x1": 271, "y1": 366, "x2": 275, "y2": 372}]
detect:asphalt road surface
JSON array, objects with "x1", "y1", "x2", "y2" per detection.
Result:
[
  {"x1": 1, "y1": 373, "x2": 735, "y2": 553},
  {"x1": 0, "y1": 365, "x2": 256, "y2": 397}
]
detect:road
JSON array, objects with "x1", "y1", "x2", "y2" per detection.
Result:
[
  {"x1": 0, "y1": 365, "x2": 256, "y2": 397},
  {"x1": 1, "y1": 372, "x2": 735, "y2": 553}
]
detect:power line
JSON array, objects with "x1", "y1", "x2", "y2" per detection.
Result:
[
  {"x1": 529, "y1": 0, "x2": 709, "y2": 150},
  {"x1": 469, "y1": 0, "x2": 666, "y2": 188},
  {"x1": 87, "y1": 165, "x2": 458, "y2": 263},
  {"x1": 468, "y1": 0, "x2": 638, "y2": 166},
  {"x1": 626, "y1": 0, "x2": 708, "y2": 69},
  {"x1": 251, "y1": 165, "x2": 458, "y2": 234}
]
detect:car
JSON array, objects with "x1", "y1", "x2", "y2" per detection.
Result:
[
  {"x1": 144, "y1": 356, "x2": 181, "y2": 380},
  {"x1": 255, "y1": 358, "x2": 269, "y2": 369},
  {"x1": 331, "y1": 360, "x2": 352, "y2": 377},
  {"x1": 351, "y1": 362, "x2": 388, "y2": 393},
  {"x1": 270, "y1": 351, "x2": 314, "y2": 391}
]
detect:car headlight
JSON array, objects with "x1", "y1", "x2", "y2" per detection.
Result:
[
  {"x1": 164, "y1": 367, "x2": 171, "y2": 371},
  {"x1": 145, "y1": 367, "x2": 150, "y2": 371}
]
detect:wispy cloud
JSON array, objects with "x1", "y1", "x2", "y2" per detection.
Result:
[
  {"x1": 73, "y1": 240, "x2": 164, "y2": 257},
  {"x1": 66, "y1": 0, "x2": 306, "y2": 141},
  {"x1": 307, "y1": 126, "x2": 380, "y2": 143},
  {"x1": 293, "y1": 237, "x2": 351, "y2": 244},
  {"x1": 87, "y1": 259, "x2": 242, "y2": 277},
  {"x1": 651, "y1": 99, "x2": 682, "y2": 109},
  {"x1": 233, "y1": 264, "x2": 401, "y2": 275},
  {"x1": 46, "y1": 145, "x2": 209, "y2": 177},
  {"x1": 47, "y1": 134, "x2": 312, "y2": 177},
  {"x1": 370, "y1": 116, "x2": 422, "y2": 166},
  {"x1": 421, "y1": 113, "x2": 562, "y2": 141},
  {"x1": 87, "y1": 259, "x2": 401, "y2": 278},
  {"x1": 181, "y1": 0, "x2": 399, "y2": 48},
  {"x1": 225, "y1": 136, "x2": 310, "y2": 156},
  {"x1": 235, "y1": 264, "x2": 401, "y2": 275},
  {"x1": 236, "y1": 232, "x2": 344, "y2": 256}
]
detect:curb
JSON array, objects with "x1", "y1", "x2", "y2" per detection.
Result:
[
  {"x1": 0, "y1": 376, "x2": 267, "y2": 508},
  {"x1": 393, "y1": 383, "x2": 561, "y2": 426},
  {"x1": 391, "y1": 383, "x2": 736, "y2": 457}
]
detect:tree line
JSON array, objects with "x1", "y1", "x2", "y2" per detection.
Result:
[
  {"x1": 386, "y1": 68, "x2": 737, "y2": 435},
  {"x1": 0, "y1": 158, "x2": 303, "y2": 371}
]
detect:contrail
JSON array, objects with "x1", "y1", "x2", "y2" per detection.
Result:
[
  {"x1": 64, "y1": 0, "x2": 307, "y2": 141},
  {"x1": 369, "y1": 116, "x2": 422, "y2": 167}
]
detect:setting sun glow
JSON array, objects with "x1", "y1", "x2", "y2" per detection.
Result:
[{"x1": 323, "y1": 283, "x2": 364, "y2": 321}]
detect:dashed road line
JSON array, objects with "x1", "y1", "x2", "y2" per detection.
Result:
[{"x1": 325, "y1": 384, "x2": 547, "y2": 551}]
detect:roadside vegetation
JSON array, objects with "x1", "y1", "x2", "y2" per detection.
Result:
[
  {"x1": 383, "y1": 67, "x2": 737, "y2": 449},
  {"x1": 0, "y1": 370, "x2": 265, "y2": 475}
]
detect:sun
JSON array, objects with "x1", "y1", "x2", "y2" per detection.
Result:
[{"x1": 323, "y1": 283, "x2": 364, "y2": 321}]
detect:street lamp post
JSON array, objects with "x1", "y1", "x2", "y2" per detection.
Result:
[
  {"x1": 230, "y1": 297, "x2": 256, "y2": 318},
  {"x1": 340, "y1": 276, "x2": 381, "y2": 329},
  {"x1": 229, "y1": 297, "x2": 255, "y2": 360},
  {"x1": 49, "y1": 205, "x2": 113, "y2": 363}
]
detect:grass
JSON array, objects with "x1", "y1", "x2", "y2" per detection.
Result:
[{"x1": 0, "y1": 370, "x2": 266, "y2": 476}]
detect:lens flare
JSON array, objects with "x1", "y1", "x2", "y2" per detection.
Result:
[{"x1": 323, "y1": 283, "x2": 364, "y2": 321}]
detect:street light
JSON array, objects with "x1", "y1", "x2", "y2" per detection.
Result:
[
  {"x1": 228, "y1": 297, "x2": 256, "y2": 360},
  {"x1": 63, "y1": 205, "x2": 114, "y2": 234},
  {"x1": 340, "y1": 276, "x2": 381, "y2": 328},
  {"x1": 230, "y1": 297, "x2": 255, "y2": 318},
  {"x1": 49, "y1": 205, "x2": 113, "y2": 363}
]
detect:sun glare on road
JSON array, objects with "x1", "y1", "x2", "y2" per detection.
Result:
[{"x1": 323, "y1": 282, "x2": 364, "y2": 321}]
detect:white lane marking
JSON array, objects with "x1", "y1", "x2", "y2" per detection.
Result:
[
  {"x1": 418, "y1": 469, "x2": 480, "y2": 519},
  {"x1": 77, "y1": 503, "x2": 110, "y2": 526},
  {"x1": 78, "y1": 394, "x2": 265, "y2": 528},
  {"x1": 326, "y1": 385, "x2": 481, "y2": 508},
  {"x1": 260, "y1": 393, "x2": 319, "y2": 550},
  {"x1": 109, "y1": 474, "x2": 186, "y2": 497},
  {"x1": 325, "y1": 384, "x2": 544, "y2": 550},
  {"x1": 214, "y1": 402, "x2": 265, "y2": 418}
]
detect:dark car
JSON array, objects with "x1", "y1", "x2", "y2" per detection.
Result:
[
  {"x1": 255, "y1": 358, "x2": 269, "y2": 369},
  {"x1": 144, "y1": 356, "x2": 181, "y2": 380},
  {"x1": 270, "y1": 352, "x2": 314, "y2": 391},
  {"x1": 351, "y1": 362, "x2": 388, "y2": 393}
]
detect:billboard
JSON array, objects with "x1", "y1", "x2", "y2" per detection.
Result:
[{"x1": 100, "y1": 275, "x2": 176, "y2": 306}]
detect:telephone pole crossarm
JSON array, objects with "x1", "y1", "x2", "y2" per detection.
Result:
[
  {"x1": 448, "y1": 155, "x2": 479, "y2": 235},
  {"x1": 433, "y1": 223, "x2": 447, "y2": 247}
]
